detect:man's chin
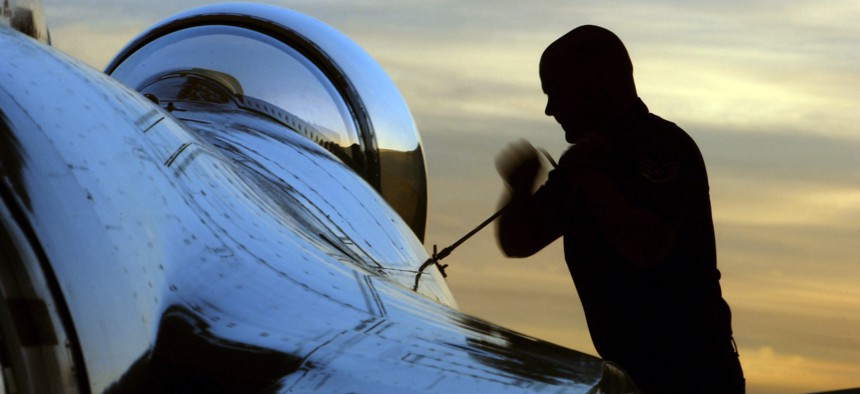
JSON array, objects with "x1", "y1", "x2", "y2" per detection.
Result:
[{"x1": 564, "y1": 130, "x2": 583, "y2": 144}]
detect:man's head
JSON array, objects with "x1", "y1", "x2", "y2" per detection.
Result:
[{"x1": 540, "y1": 25, "x2": 637, "y2": 143}]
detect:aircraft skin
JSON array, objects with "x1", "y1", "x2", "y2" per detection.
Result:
[{"x1": 0, "y1": 2, "x2": 640, "y2": 393}]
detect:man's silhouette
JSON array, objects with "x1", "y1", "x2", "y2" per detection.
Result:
[{"x1": 495, "y1": 25, "x2": 744, "y2": 393}]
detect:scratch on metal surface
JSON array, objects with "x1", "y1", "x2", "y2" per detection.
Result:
[
  {"x1": 141, "y1": 116, "x2": 165, "y2": 133},
  {"x1": 164, "y1": 142, "x2": 192, "y2": 167},
  {"x1": 134, "y1": 108, "x2": 164, "y2": 133}
]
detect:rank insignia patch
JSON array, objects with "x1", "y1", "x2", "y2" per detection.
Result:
[{"x1": 637, "y1": 157, "x2": 681, "y2": 184}]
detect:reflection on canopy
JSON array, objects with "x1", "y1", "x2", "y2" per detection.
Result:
[{"x1": 107, "y1": 9, "x2": 428, "y2": 239}]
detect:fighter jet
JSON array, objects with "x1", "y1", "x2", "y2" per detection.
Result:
[{"x1": 0, "y1": 1, "x2": 639, "y2": 392}]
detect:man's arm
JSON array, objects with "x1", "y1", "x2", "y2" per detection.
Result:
[
  {"x1": 559, "y1": 134, "x2": 675, "y2": 268},
  {"x1": 495, "y1": 141, "x2": 563, "y2": 257}
]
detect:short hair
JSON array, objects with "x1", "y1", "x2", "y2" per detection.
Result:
[{"x1": 540, "y1": 25, "x2": 636, "y2": 99}]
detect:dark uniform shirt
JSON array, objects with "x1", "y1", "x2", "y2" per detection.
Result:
[{"x1": 535, "y1": 99, "x2": 743, "y2": 392}]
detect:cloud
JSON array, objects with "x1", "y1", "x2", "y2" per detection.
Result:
[
  {"x1": 47, "y1": 22, "x2": 143, "y2": 69},
  {"x1": 742, "y1": 346, "x2": 860, "y2": 393}
]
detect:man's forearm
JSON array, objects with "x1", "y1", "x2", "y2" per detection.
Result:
[{"x1": 496, "y1": 191, "x2": 561, "y2": 258}]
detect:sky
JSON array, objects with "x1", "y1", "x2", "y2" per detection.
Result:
[{"x1": 39, "y1": 1, "x2": 860, "y2": 392}]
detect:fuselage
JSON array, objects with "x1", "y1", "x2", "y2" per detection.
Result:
[{"x1": 0, "y1": 4, "x2": 639, "y2": 393}]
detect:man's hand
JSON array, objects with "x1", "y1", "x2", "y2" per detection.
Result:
[
  {"x1": 495, "y1": 140, "x2": 562, "y2": 257},
  {"x1": 495, "y1": 140, "x2": 543, "y2": 195}
]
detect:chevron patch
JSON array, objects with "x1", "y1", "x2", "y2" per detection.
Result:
[{"x1": 637, "y1": 156, "x2": 681, "y2": 184}]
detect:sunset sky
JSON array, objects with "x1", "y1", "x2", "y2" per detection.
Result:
[{"x1": 41, "y1": 1, "x2": 860, "y2": 392}]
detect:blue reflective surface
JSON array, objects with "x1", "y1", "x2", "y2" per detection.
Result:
[{"x1": 0, "y1": 7, "x2": 639, "y2": 393}]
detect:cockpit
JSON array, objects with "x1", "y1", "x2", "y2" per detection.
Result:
[{"x1": 106, "y1": 5, "x2": 427, "y2": 239}]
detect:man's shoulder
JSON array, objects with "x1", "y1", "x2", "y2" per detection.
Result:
[
  {"x1": 629, "y1": 113, "x2": 708, "y2": 186},
  {"x1": 637, "y1": 113, "x2": 704, "y2": 161},
  {"x1": 643, "y1": 113, "x2": 695, "y2": 145}
]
